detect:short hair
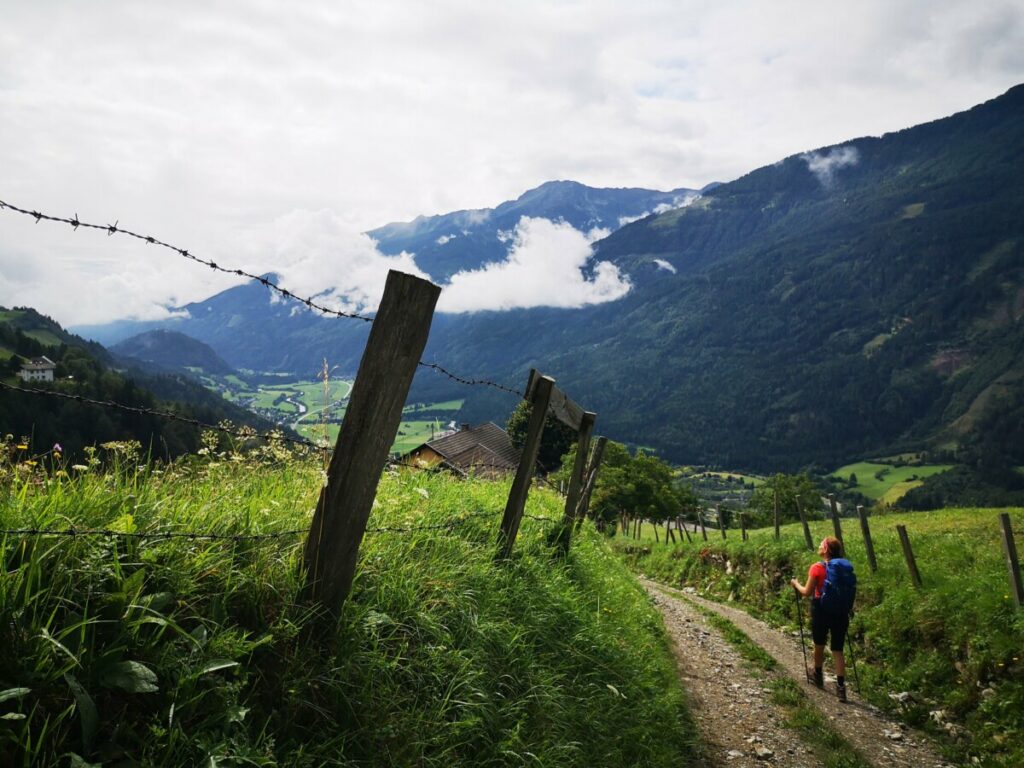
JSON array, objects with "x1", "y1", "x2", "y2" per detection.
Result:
[{"x1": 819, "y1": 536, "x2": 844, "y2": 559}]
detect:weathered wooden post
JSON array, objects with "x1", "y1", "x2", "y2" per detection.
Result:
[
  {"x1": 697, "y1": 510, "x2": 708, "y2": 542},
  {"x1": 857, "y1": 505, "x2": 878, "y2": 573},
  {"x1": 574, "y1": 436, "x2": 608, "y2": 531},
  {"x1": 999, "y1": 513, "x2": 1023, "y2": 608},
  {"x1": 717, "y1": 504, "x2": 727, "y2": 540},
  {"x1": 679, "y1": 517, "x2": 693, "y2": 544},
  {"x1": 552, "y1": 412, "x2": 596, "y2": 553},
  {"x1": 740, "y1": 513, "x2": 748, "y2": 542},
  {"x1": 896, "y1": 524, "x2": 922, "y2": 588},
  {"x1": 497, "y1": 374, "x2": 555, "y2": 558},
  {"x1": 666, "y1": 520, "x2": 677, "y2": 544},
  {"x1": 303, "y1": 271, "x2": 440, "y2": 615},
  {"x1": 637, "y1": 519, "x2": 643, "y2": 539},
  {"x1": 795, "y1": 495, "x2": 814, "y2": 551},
  {"x1": 773, "y1": 491, "x2": 780, "y2": 540},
  {"x1": 828, "y1": 494, "x2": 844, "y2": 544}
]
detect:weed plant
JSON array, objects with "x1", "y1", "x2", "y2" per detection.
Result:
[
  {"x1": 616, "y1": 510, "x2": 1024, "y2": 767},
  {"x1": 0, "y1": 441, "x2": 698, "y2": 766}
]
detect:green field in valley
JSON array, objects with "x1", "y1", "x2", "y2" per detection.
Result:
[{"x1": 831, "y1": 461, "x2": 953, "y2": 503}]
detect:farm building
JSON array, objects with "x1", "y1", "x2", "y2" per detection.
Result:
[
  {"x1": 19, "y1": 356, "x2": 56, "y2": 383},
  {"x1": 401, "y1": 422, "x2": 520, "y2": 477}
]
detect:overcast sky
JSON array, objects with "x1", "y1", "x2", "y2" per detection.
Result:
[{"x1": 1, "y1": 1, "x2": 1022, "y2": 327}]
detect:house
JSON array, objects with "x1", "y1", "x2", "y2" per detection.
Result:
[
  {"x1": 401, "y1": 422, "x2": 520, "y2": 477},
  {"x1": 19, "y1": 356, "x2": 56, "y2": 383}
]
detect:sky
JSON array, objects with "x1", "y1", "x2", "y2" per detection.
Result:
[{"x1": 1, "y1": 0, "x2": 1022, "y2": 327}]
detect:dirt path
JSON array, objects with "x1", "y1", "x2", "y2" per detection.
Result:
[{"x1": 643, "y1": 579, "x2": 956, "y2": 768}]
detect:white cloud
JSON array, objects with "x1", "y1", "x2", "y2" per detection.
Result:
[
  {"x1": 801, "y1": 146, "x2": 860, "y2": 187},
  {"x1": 654, "y1": 259, "x2": 677, "y2": 274},
  {"x1": 436, "y1": 233, "x2": 456, "y2": 245},
  {"x1": 438, "y1": 217, "x2": 631, "y2": 312},
  {"x1": 618, "y1": 193, "x2": 700, "y2": 226},
  {"x1": 0, "y1": 1, "x2": 1021, "y2": 325}
]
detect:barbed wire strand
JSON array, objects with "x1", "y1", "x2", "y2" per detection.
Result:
[
  {"x1": 0, "y1": 381, "x2": 319, "y2": 450},
  {"x1": 0, "y1": 199, "x2": 373, "y2": 323},
  {"x1": 1, "y1": 199, "x2": 526, "y2": 398}
]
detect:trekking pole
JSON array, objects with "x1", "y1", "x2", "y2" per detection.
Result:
[
  {"x1": 846, "y1": 617, "x2": 862, "y2": 695},
  {"x1": 794, "y1": 587, "x2": 810, "y2": 682}
]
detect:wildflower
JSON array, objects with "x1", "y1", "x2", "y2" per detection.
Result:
[
  {"x1": 320, "y1": 470, "x2": 329, "y2": 488},
  {"x1": 71, "y1": 464, "x2": 89, "y2": 472},
  {"x1": 416, "y1": 488, "x2": 429, "y2": 499},
  {"x1": 16, "y1": 444, "x2": 28, "y2": 450},
  {"x1": 53, "y1": 443, "x2": 63, "y2": 453}
]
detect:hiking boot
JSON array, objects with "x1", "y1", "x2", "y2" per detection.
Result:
[
  {"x1": 807, "y1": 668, "x2": 824, "y2": 688},
  {"x1": 837, "y1": 683, "x2": 848, "y2": 703}
]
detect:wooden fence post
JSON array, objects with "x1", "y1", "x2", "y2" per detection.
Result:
[
  {"x1": 773, "y1": 491, "x2": 780, "y2": 540},
  {"x1": 497, "y1": 375, "x2": 554, "y2": 558},
  {"x1": 679, "y1": 517, "x2": 693, "y2": 544},
  {"x1": 795, "y1": 495, "x2": 814, "y2": 551},
  {"x1": 552, "y1": 412, "x2": 596, "y2": 553},
  {"x1": 717, "y1": 504, "x2": 727, "y2": 540},
  {"x1": 303, "y1": 270, "x2": 440, "y2": 615},
  {"x1": 999, "y1": 513, "x2": 1024, "y2": 608},
  {"x1": 667, "y1": 520, "x2": 677, "y2": 544},
  {"x1": 896, "y1": 524, "x2": 922, "y2": 588},
  {"x1": 828, "y1": 494, "x2": 844, "y2": 544},
  {"x1": 574, "y1": 436, "x2": 608, "y2": 532},
  {"x1": 740, "y1": 513, "x2": 748, "y2": 541},
  {"x1": 857, "y1": 505, "x2": 878, "y2": 573},
  {"x1": 697, "y1": 510, "x2": 708, "y2": 541}
]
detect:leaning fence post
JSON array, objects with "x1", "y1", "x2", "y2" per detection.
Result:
[
  {"x1": 498, "y1": 374, "x2": 554, "y2": 559},
  {"x1": 574, "y1": 436, "x2": 608, "y2": 531},
  {"x1": 999, "y1": 513, "x2": 1024, "y2": 608},
  {"x1": 795, "y1": 495, "x2": 814, "y2": 551},
  {"x1": 857, "y1": 505, "x2": 878, "y2": 573},
  {"x1": 552, "y1": 412, "x2": 596, "y2": 553},
  {"x1": 667, "y1": 520, "x2": 677, "y2": 544},
  {"x1": 717, "y1": 504, "x2": 727, "y2": 540},
  {"x1": 896, "y1": 524, "x2": 922, "y2": 588},
  {"x1": 740, "y1": 513, "x2": 748, "y2": 541},
  {"x1": 302, "y1": 270, "x2": 440, "y2": 615},
  {"x1": 697, "y1": 510, "x2": 708, "y2": 541},
  {"x1": 773, "y1": 491, "x2": 780, "y2": 540},
  {"x1": 679, "y1": 517, "x2": 693, "y2": 544},
  {"x1": 828, "y1": 494, "x2": 844, "y2": 544}
]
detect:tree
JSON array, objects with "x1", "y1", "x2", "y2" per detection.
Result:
[
  {"x1": 746, "y1": 473, "x2": 821, "y2": 528},
  {"x1": 505, "y1": 399, "x2": 577, "y2": 473}
]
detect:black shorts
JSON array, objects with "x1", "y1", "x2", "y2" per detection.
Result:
[{"x1": 810, "y1": 602, "x2": 849, "y2": 651}]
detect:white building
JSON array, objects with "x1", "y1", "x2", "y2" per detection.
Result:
[{"x1": 19, "y1": 356, "x2": 56, "y2": 383}]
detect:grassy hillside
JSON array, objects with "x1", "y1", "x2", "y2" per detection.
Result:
[
  {"x1": 0, "y1": 445, "x2": 698, "y2": 766},
  {"x1": 830, "y1": 461, "x2": 952, "y2": 502},
  {"x1": 616, "y1": 509, "x2": 1024, "y2": 767}
]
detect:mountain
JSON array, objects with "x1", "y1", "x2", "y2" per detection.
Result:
[
  {"x1": 71, "y1": 85, "x2": 1024, "y2": 471},
  {"x1": 368, "y1": 179, "x2": 704, "y2": 280},
  {"x1": 0, "y1": 307, "x2": 279, "y2": 461},
  {"x1": 111, "y1": 330, "x2": 235, "y2": 376}
]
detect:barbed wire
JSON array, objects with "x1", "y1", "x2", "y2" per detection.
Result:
[
  {"x1": 0, "y1": 199, "x2": 373, "y2": 323},
  {"x1": 0, "y1": 381, "x2": 320, "y2": 450},
  {"x1": 417, "y1": 362, "x2": 524, "y2": 398}
]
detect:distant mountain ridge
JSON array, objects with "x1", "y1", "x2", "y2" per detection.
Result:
[
  {"x1": 72, "y1": 84, "x2": 1024, "y2": 470},
  {"x1": 112, "y1": 330, "x2": 235, "y2": 376}
]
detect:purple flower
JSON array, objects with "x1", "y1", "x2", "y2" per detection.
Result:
[{"x1": 53, "y1": 443, "x2": 63, "y2": 453}]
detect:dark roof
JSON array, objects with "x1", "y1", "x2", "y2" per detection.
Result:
[
  {"x1": 22, "y1": 356, "x2": 56, "y2": 370},
  {"x1": 420, "y1": 422, "x2": 520, "y2": 473}
]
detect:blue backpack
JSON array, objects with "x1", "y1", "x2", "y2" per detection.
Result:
[{"x1": 817, "y1": 558, "x2": 856, "y2": 616}]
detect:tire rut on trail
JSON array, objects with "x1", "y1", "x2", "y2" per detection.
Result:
[{"x1": 642, "y1": 579, "x2": 956, "y2": 768}]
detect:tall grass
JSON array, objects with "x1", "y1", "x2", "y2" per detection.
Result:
[
  {"x1": 616, "y1": 509, "x2": 1024, "y2": 767},
  {"x1": 0, "y1": 445, "x2": 698, "y2": 766}
]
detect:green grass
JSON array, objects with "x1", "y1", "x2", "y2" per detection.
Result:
[
  {"x1": 617, "y1": 509, "x2": 1024, "y2": 767},
  {"x1": 0, "y1": 447, "x2": 698, "y2": 766},
  {"x1": 831, "y1": 461, "x2": 952, "y2": 501}
]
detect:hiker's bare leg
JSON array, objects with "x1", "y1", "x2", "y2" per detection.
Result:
[
  {"x1": 813, "y1": 644, "x2": 824, "y2": 668},
  {"x1": 833, "y1": 650, "x2": 845, "y2": 677}
]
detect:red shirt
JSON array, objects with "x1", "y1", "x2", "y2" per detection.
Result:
[{"x1": 808, "y1": 562, "x2": 826, "y2": 599}]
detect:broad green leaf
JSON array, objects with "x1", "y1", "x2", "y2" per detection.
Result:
[
  {"x1": 0, "y1": 688, "x2": 30, "y2": 704},
  {"x1": 100, "y1": 661, "x2": 159, "y2": 693},
  {"x1": 64, "y1": 674, "x2": 99, "y2": 752}
]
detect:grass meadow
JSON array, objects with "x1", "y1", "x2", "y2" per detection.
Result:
[{"x1": 0, "y1": 440, "x2": 697, "y2": 767}]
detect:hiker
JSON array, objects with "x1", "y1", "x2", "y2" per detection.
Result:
[{"x1": 791, "y1": 536, "x2": 856, "y2": 702}]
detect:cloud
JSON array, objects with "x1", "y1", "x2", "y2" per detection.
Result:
[
  {"x1": 436, "y1": 233, "x2": 457, "y2": 245},
  {"x1": 438, "y1": 217, "x2": 631, "y2": 312},
  {"x1": 618, "y1": 192, "x2": 701, "y2": 226},
  {"x1": 653, "y1": 258, "x2": 677, "y2": 274},
  {"x1": 800, "y1": 146, "x2": 860, "y2": 187}
]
